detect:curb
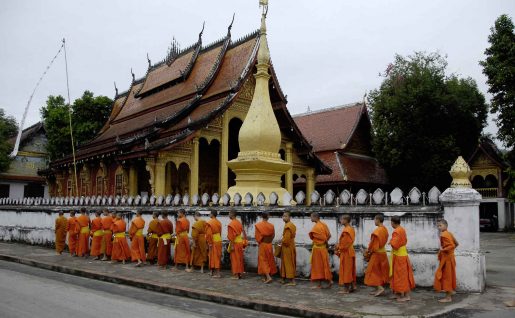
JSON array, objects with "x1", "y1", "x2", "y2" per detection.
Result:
[{"x1": 0, "y1": 253, "x2": 357, "y2": 318}]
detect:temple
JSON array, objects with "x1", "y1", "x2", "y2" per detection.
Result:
[
  {"x1": 42, "y1": 13, "x2": 330, "y2": 204},
  {"x1": 293, "y1": 103, "x2": 387, "y2": 194}
]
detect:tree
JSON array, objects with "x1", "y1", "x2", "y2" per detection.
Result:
[
  {"x1": 0, "y1": 108, "x2": 18, "y2": 172},
  {"x1": 40, "y1": 91, "x2": 112, "y2": 161},
  {"x1": 368, "y1": 52, "x2": 488, "y2": 190},
  {"x1": 480, "y1": 14, "x2": 515, "y2": 149}
]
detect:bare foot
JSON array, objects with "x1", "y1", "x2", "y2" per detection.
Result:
[
  {"x1": 374, "y1": 289, "x2": 385, "y2": 297},
  {"x1": 338, "y1": 289, "x2": 349, "y2": 294},
  {"x1": 185, "y1": 268, "x2": 193, "y2": 273},
  {"x1": 264, "y1": 278, "x2": 273, "y2": 284},
  {"x1": 311, "y1": 285, "x2": 322, "y2": 289},
  {"x1": 231, "y1": 276, "x2": 240, "y2": 280},
  {"x1": 212, "y1": 275, "x2": 222, "y2": 278},
  {"x1": 397, "y1": 297, "x2": 410, "y2": 302},
  {"x1": 504, "y1": 300, "x2": 515, "y2": 307},
  {"x1": 438, "y1": 297, "x2": 452, "y2": 303}
]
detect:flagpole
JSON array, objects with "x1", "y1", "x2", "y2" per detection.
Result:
[{"x1": 63, "y1": 38, "x2": 79, "y2": 197}]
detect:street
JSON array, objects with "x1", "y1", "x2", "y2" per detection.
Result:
[{"x1": 0, "y1": 260, "x2": 290, "y2": 318}]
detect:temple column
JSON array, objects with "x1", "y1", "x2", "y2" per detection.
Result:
[
  {"x1": 154, "y1": 160, "x2": 167, "y2": 197},
  {"x1": 129, "y1": 164, "x2": 138, "y2": 196},
  {"x1": 189, "y1": 137, "x2": 200, "y2": 197},
  {"x1": 165, "y1": 162, "x2": 173, "y2": 195},
  {"x1": 219, "y1": 115, "x2": 229, "y2": 195},
  {"x1": 285, "y1": 142, "x2": 293, "y2": 195},
  {"x1": 145, "y1": 158, "x2": 156, "y2": 196},
  {"x1": 306, "y1": 168, "x2": 315, "y2": 206}
]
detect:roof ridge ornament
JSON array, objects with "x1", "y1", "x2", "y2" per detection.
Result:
[
  {"x1": 227, "y1": 13, "x2": 235, "y2": 36},
  {"x1": 146, "y1": 53, "x2": 151, "y2": 68},
  {"x1": 199, "y1": 21, "x2": 205, "y2": 40},
  {"x1": 130, "y1": 68, "x2": 135, "y2": 82},
  {"x1": 114, "y1": 82, "x2": 118, "y2": 97}
]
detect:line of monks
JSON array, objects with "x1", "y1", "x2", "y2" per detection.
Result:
[{"x1": 54, "y1": 209, "x2": 458, "y2": 303}]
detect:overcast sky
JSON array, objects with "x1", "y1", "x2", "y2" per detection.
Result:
[{"x1": 1, "y1": 0, "x2": 513, "y2": 147}]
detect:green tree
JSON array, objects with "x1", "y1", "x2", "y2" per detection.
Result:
[
  {"x1": 40, "y1": 91, "x2": 112, "y2": 161},
  {"x1": 369, "y1": 52, "x2": 488, "y2": 190},
  {"x1": 480, "y1": 14, "x2": 515, "y2": 149},
  {"x1": 0, "y1": 108, "x2": 18, "y2": 172}
]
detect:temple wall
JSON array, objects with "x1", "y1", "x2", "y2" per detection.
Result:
[{"x1": 0, "y1": 203, "x2": 484, "y2": 291}]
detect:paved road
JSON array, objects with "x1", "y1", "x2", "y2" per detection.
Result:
[
  {"x1": 480, "y1": 232, "x2": 515, "y2": 288},
  {"x1": 0, "y1": 260, "x2": 291, "y2": 318}
]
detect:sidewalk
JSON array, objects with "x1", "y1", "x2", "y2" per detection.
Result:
[{"x1": 0, "y1": 242, "x2": 505, "y2": 318}]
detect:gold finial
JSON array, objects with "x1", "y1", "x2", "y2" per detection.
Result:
[{"x1": 449, "y1": 156, "x2": 472, "y2": 188}]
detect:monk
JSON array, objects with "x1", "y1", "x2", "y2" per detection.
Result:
[
  {"x1": 76, "y1": 208, "x2": 91, "y2": 257},
  {"x1": 157, "y1": 211, "x2": 173, "y2": 269},
  {"x1": 434, "y1": 219, "x2": 458, "y2": 303},
  {"x1": 111, "y1": 213, "x2": 130, "y2": 264},
  {"x1": 309, "y1": 212, "x2": 333, "y2": 289},
  {"x1": 389, "y1": 216, "x2": 415, "y2": 302},
  {"x1": 336, "y1": 214, "x2": 356, "y2": 294},
  {"x1": 206, "y1": 210, "x2": 222, "y2": 278},
  {"x1": 227, "y1": 210, "x2": 245, "y2": 279},
  {"x1": 101, "y1": 209, "x2": 114, "y2": 261},
  {"x1": 280, "y1": 212, "x2": 296, "y2": 286},
  {"x1": 66, "y1": 211, "x2": 79, "y2": 256},
  {"x1": 174, "y1": 209, "x2": 191, "y2": 271},
  {"x1": 186, "y1": 211, "x2": 208, "y2": 273},
  {"x1": 255, "y1": 212, "x2": 277, "y2": 283},
  {"x1": 364, "y1": 214, "x2": 390, "y2": 297},
  {"x1": 129, "y1": 210, "x2": 146, "y2": 266},
  {"x1": 146, "y1": 212, "x2": 160, "y2": 265},
  {"x1": 54, "y1": 211, "x2": 67, "y2": 255},
  {"x1": 90, "y1": 211, "x2": 104, "y2": 260}
]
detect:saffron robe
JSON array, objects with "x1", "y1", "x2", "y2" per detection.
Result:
[
  {"x1": 76, "y1": 214, "x2": 90, "y2": 257},
  {"x1": 255, "y1": 220, "x2": 277, "y2": 275},
  {"x1": 66, "y1": 216, "x2": 79, "y2": 255},
  {"x1": 146, "y1": 218, "x2": 159, "y2": 262},
  {"x1": 206, "y1": 218, "x2": 222, "y2": 270},
  {"x1": 337, "y1": 225, "x2": 356, "y2": 285},
  {"x1": 89, "y1": 217, "x2": 103, "y2": 257},
  {"x1": 389, "y1": 226, "x2": 415, "y2": 293},
  {"x1": 227, "y1": 219, "x2": 245, "y2": 275},
  {"x1": 111, "y1": 219, "x2": 131, "y2": 261},
  {"x1": 157, "y1": 219, "x2": 173, "y2": 266},
  {"x1": 191, "y1": 219, "x2": 208, "y2": 267},
  {"x1": 364, "y1": 225, "x2": 390, "y2": 287},
  {"x1": 309, "y1": 221, "x2": 332, "y2": 281},
  {"x1": 174, "y1": 216, "x2": 191, "y2": 265},
  {"x1": 54, "y1": 216, "x2": 67, "y2": 254},
  {"x1": 434, "y1": 230, "x2": 457, "y2": 292},
  {"x1": 280, "y1": 221, "x2": 296, "y2": 279},
  {"x1": 129, "y1": 216, "x2": 146, "y2": 262},
  {"x1": 101, "y1": 215, "x2": 114, "y2": 256}
]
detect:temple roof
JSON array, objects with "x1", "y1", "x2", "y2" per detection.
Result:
[
  {"x1": 468, "y1": 137, "x2": 510, "y2": 169},
  {"x1": 50, "y1": 25, "x2": 330, "y2": 175},
  {"x1": 293, "y1": 103, "x2": 365, "y2": 152},
  {"x1": 8, "y1": 121, "x2": 45, "y2": 147}
]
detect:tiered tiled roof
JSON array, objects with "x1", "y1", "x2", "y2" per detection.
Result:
[
  {"x1": 294, "y1": 103, "x2": 387, "y2": 185},
  {"x1": 51, "y1": 24, "x2": 330, "y2": 175}
]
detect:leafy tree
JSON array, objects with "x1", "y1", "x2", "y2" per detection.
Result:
[
  {"x1": 480, "y1": 14, "x2": 515, "y2": 149},
  {"x1": 40, "y1": 91, "x2": 112, "y2": 161},
  {"x1": 369, "y1": 52, "x2": 488, "y2": 190},
  {"x1": 0, "y1": 108, "x2": 18, "y2": 172}
]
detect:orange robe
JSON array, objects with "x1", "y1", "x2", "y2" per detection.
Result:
[
  {"x1": 309, "y1": 221, "x2": 332, "y2": 281},
  {"x1": 255, "y1": 221, "x2": 277, "y2": 275},
  {"x1": 101, "y1": 215, "x2": 114, "y2": 256},
  {"x1": 76, "y1": 214, "x2": 90, "y2": 257},
  {"x1": 206, "y1": 218, "x2": 222, "y2": 270},
  {"x1": 228, "y1": 219, "x2": 245, "y2": 275},
  {"x1": 280, "y1": 221, "x2": 296, "y2": 279},
  {"x1": 434, "y1": 230, "x2": 457, "y2": 292},
  {"x1": 89, "y1": 217, "x2": 104, "y2": 257},
  {"x1": 111, "y1": 219, "x2": 131, "y2": 261},
  {"x1": 66, "y1": 216, "x2": 79, "y2": 255},
  {"x1": 337, "y1": 225, "x2": 356, "y2": 285},
  {"x1": 146, "y1": 218, "x2": 159, "y2": 263},
  {"x1": 174, "y1": 216, "x2": 191, "y2": 265},
  {"x1": 365, "y1": 225, "x2": 390, "y2": 287},
  {"x1": 54, "y1": 216, "x2": 67, "y2": 254},
  {"x1": 157, "y1": 219, "x2": 173, "y2": 266},
  {"x1": 130, "y1": 216, "x2": 146, "y2": 262},
  {"x1": 191, "y1": 219, "x2": 208, "y2": 267},
  {"x1": 389, "y1": 226, "x2": 415, "y2": 293}
]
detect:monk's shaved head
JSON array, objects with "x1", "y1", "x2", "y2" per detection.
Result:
[
  {"x1": 70, "y1": 211, "x2": 76, "y2": 216},
  {"x1": 58, "y1": 211, "x2": 64, "y2": 216},
  {"x1": 136, "y1": 210, "x2": 142, "y2": 216},
  {"x1": 374, "y1": 214, "x2": 384, "y2": 223},
  {"x1": 341, "y1": 214, "x2": 351, "y2": 223},
  {"x1": 438, "y1": 219, "x2": 448, "y2": 226},
  {"x1": 116, "y1": 212, "x2": 122, "y2": 219},
  {"x1": 210, "y1": 210, "x2": 217, "y2": 218},
  {"x1": 80, "y1": 207, "x2": 87, "y2": 214},
  {"x1": 194, "y1": 211, "x2": 201, "y2": 217},
  {"x1": 178, "y1": 209, "x2": 186, "y2": 216},
  {"x1": 162, "y1": 211, "x2": 168, "y2": 218},
  {"x1": 391, "y1": 216, "x2": 401, "y2": 225},
  {"x1": 229, "y1": 210, "x2": 237, "y2": 218},
  {"x1": 261, "y1": 212, "x2": 269, "y2": 220},
  {"x1": 152, "y1": 211, "x2": 159, "y2": 218},
  {"x1": 95, "y1": 210, "x2": 101, "y2": 216}
]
